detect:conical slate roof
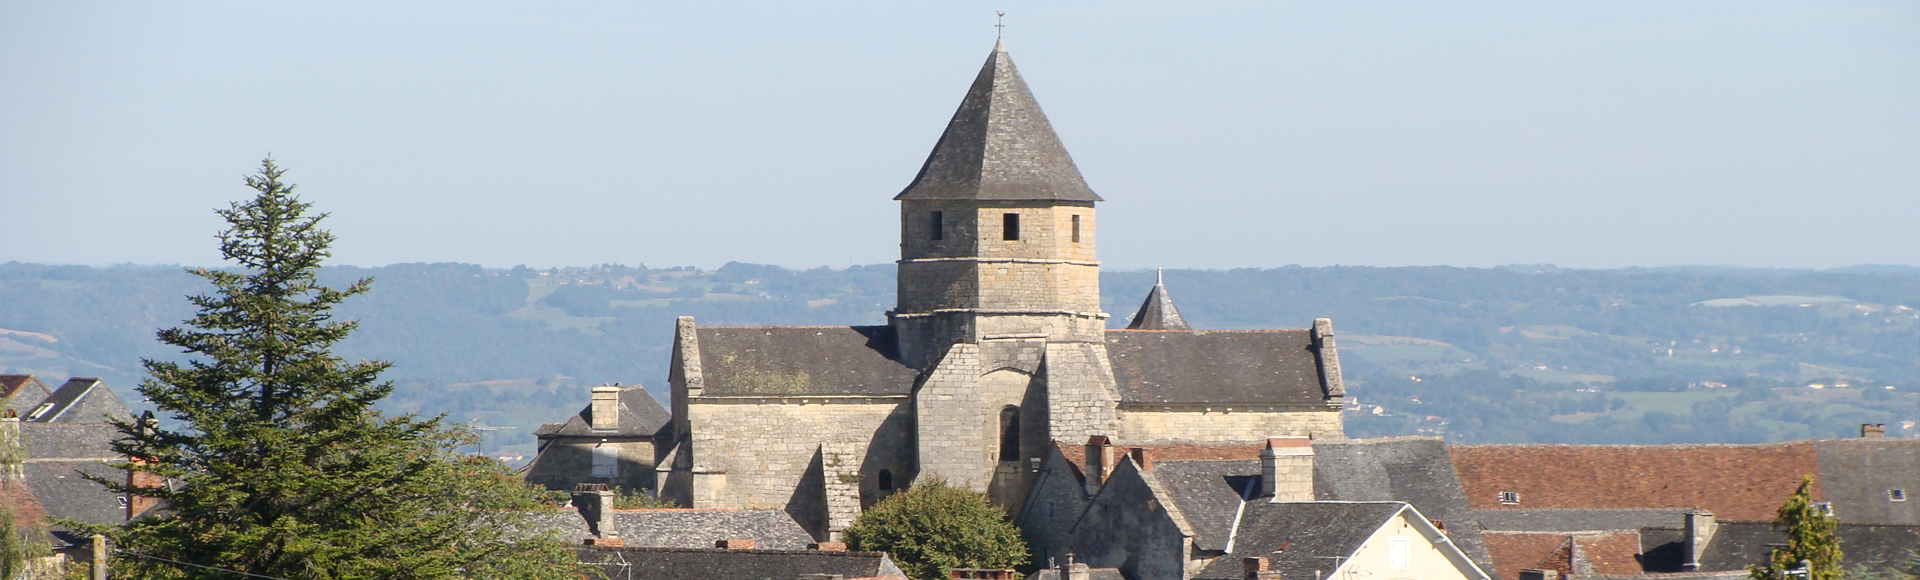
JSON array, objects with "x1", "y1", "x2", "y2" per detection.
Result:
[
  {"x1": 895, "y1": 41, "x2": 1102, "y2": 202},
  {"x1": 1127, "y1": 270, "x2": 1191, "y2": 330}
]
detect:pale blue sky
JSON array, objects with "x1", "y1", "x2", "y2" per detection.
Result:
[{"x1": 3, "y1": 2, "x2": 1915, "y2": 270}]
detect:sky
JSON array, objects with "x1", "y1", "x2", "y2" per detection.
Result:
[{"x1": 2, "y1": 2, "x2": 1916, "y2": 271}]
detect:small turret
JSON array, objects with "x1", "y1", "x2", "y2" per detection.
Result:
[{"x1": 1126, "y1": 269, "x2": 1190, "y2": 330}]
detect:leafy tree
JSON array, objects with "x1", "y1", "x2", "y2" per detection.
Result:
[
  {"x1": 1750, "y1": 475, "x2": 1843, "y2": 580},
  {"x1": 843, "y1": 479, "x2": 1029, "y2": 580},
  {"x1": 86, "y1": 159, "x2": 580, "y2": 579}
]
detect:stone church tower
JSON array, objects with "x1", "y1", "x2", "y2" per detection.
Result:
[{"x1": 655, "y1": 41, "x2": 1347, "y2": 542}]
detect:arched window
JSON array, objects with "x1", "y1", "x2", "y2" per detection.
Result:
[
  {"x1": 999, "y1": 406, "x2": 1021, "y2": 462},
  {"x1": 877, "y1": 469, "x2": 894, "y2": 491}
]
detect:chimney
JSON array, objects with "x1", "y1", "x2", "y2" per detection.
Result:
[
  {"x1": 1518, "y1": 571, "x2": 1559, "y2": 580},
  {"x1": 1259, "y1": 437, "x2": 1314, "y2": 501},
  {"x1": 716, "y1": 538, "x2": 755, "y2": 550},
  {"x1": 572, "y1": 483, "x2": 619, "y2": 540},
  {"x1": 591, "y1": 385, "x2": 622, "y2": 431},
  {"x1": 1243, "y1": 556, "x2": 1269, "y2": 580},
  {"x1": 1683, "y1": 511, "x2": 1717, "y2": 571},
  {"x1": 1084, "y1": 436, "x2": 1117, "y2": 493},
  {"x1": 1128, "y1": 447, "x2": 1152, "y2": 471},
  {"x1": 1862, "y1": 423, "x2": 1886, "y2": 438},
  {"x1": 808, "y1": 542, "x2": 847, "y2": 551}
]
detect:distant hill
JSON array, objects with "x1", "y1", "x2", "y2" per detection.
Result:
[{"x1": 2, "y1": 261, "x2": 1915, "y2": 457}]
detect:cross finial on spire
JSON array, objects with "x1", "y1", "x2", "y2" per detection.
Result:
[
  {"x1": 1156, "y1": 268, "x2": 1164, "y2": 285},
  {"x1": 996, "y1": 12, "x2": 1005, "y2": 40}
]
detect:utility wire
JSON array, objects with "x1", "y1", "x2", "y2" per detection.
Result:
[{"x1": 112, "y1": 549, "x2": 301, "y2": 580}]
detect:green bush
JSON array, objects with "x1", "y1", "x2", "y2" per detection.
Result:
[{"x1": 844, "y1": 479, "x2": 1029, "y2": 580}]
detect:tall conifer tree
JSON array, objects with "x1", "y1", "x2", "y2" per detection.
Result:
[
  {"x1": 90, "y1": 159, "x2": 579, "y2": 579},
  {"x1": 1751, "y1": 475, "x2": 1843, "y2": 580}
]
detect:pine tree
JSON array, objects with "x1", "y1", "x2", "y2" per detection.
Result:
[
  {"x1": 87, "y1": 159, "x2": 580, "y2": 579},
  {"x1": 844, "y1": 479, "x2": 1030, "y2": 580},
  {"x1": 1751, "y1": 475, "x2": 1843, "y2": 580}
]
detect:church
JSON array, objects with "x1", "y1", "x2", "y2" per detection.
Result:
[{"x1": 652, "y1": 40, "x2": 1349, "y2": 541}]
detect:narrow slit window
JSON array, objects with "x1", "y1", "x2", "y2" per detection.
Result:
[
  {"x1": 878, "y1": 469, "x2": 894, "y2": 491},
  {"x1": 1071, "y1": 215, "x2": 1081, "y2": 243},
  {"x1": 930, "y1": 211, "x2": 944, "y2": 241},
  {"x1": 999, "y1": 406, "x2": 1021, "y2": 461},
  {"x1": 1003, "y1": 213, "x2": 1020, "y2": 241}
]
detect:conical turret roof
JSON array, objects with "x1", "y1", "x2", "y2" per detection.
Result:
[
  {"x1": 1127, "y1": 270, "x2": 1191, "y2": 330},
  {"x1": 895, "y1": 41, "x2": 1102, "y2": 202}
]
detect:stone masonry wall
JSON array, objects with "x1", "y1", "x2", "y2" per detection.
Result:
[
  {"x1": 1117, "y1": 407, "x2": 1345, "y2": 442},
  {"x1": 1041, "y1": 343, "x2": 1121, "y2": 445},
  {"x1": 523, "y1": 437, "x2": 657, "y2": 494},
  {"x1": 916, "y1": 344, "x2": 987, "y2": 490},
  {"x1": 684, "y1": 398, "x2": 911, "y2": 522}
]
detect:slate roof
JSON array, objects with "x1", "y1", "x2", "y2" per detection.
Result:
[
  {"x1": 895, "y1": 41, "x2": 1101, "y2": 202},
  {"x1": 1027, "y1": 566, "x2": 1126, "y2": 580},
  {"x1": 534, "y1": 385, "x2": 671, "y2": 438},
  {"x1": 1811, "y1": 438, "x2": 1920, "y2": 525},
  {"x1": 576, "y1": 546, "x2": 906, "y2": 580},
  {"x1": 21, "y1": 423, "x2": 121, "y2": 459},
  {"x1": 519, "y1": 508, "x2": 816, "y2": 550},
  {"x1": 0, "y1": 375, "x2": 52, "y2": 415},
  {"x1": 1310, "y1": 437, "x2": 1494, "y2": 572},
  {"x1": 1126, "y1": 273, "x2": 1190, "y2": 331},
  {"x1": 26, "y1": 378, "x2": 131, "y2": 423},
  {"x1": 1450, "y1": 442, "x2": 1822, "y2": 521},
  {"x1": 24, "y1": 461, "x2": 123, "y2": 525},
  {"x1": 1148, "y1": 459, "x2": 1260, "y2": 551},
  {"x1": 695, "y1": 326, "x2": 918, "y2": 397},
  {"x1": 1105, "y1": 330, "x2": 1330, "y2": 405},
  {"x1": 1193, "y1": 502, "x2": 1416, "y2": 580},
  {"x1": 1695, "y1": 522, "x2": 1920, "y2": 573}
]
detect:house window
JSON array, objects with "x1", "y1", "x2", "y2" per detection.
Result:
[
  {"x1": 1389, "y1": 537, "x2": 1411, "y2": 569},
  {"x1": 999, "y1": 406, "x2": 1021, "y2": 461},
  {"x1": 1002, "y1": 213, "x2": 1020, "y2": 241},
  {"x1": 1814, "y1": 502, "x2": 1834, "y2": 517},
  {"x1": 1892, "y1": 489, "x2": 1908, "y2": 502},
  {"x1": 1071, "y1": 215, "x2": 1081, "y2": 243},
  {"x1": 591, "y1": 445, "x2": 618, "y2": 478},
  {"x1": 878, "y1": 469, "x2": 894, "y2": 491},
  {"x1": 1498, "y1": 491, "x2": 1519, "y2": 505},
  {"x1": 930, "y1": 212, "x2": 944, "y2": 241}
]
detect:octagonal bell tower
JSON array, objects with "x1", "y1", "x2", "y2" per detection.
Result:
[{"x1": 890, "y1": 40, "x2": 1106, "y2": 369}]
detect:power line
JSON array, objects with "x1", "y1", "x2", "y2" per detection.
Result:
[{"x1": 112, "y1": 549, "x2": 301, "y2": 580}]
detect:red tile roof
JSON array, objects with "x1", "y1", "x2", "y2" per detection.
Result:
[{"x1": 1451, "y1": 443, "x2": 1823, "y2": 521}]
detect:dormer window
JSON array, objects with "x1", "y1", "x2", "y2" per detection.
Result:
[
  {"x1": 1003, "y1": 213, "x2": 1020, "y2": 241},
  {"x1": 1498, "y1": 491, "x2": 1519, "y2": 505},
  {"x1": 930, "y1": 212, "x2": 944, "y2": 241},
  {"x1": 26, "y1": 403, "x2": 54, "y2": 421}
]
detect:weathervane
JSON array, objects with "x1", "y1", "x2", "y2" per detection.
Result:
[{"x1": 996, "y1": 12, "x2": 1005, "y2": 40}]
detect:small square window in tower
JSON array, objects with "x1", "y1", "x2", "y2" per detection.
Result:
[
  {"x1": 1003, "y1": 213, "x2": 1020, "y2": 241},
  {"x1": 930, "y1": 211, "x2": 944, "y2": 241},
  {"x1": 1071, "y1": 215, "x2": 1080, "y2": 243},
  {"x1": 591, "y1": 445, "x2": 618, "y2": 478}
]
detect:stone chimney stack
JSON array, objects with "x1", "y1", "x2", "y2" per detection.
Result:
[
  {"x1": 1862, "y1": 423, "x2": 1886, "y2": 438},
  {"x1": 1682, "y1": 510, "x2": 1717, "y2": 571},
  {"x1": 1259, "y1": 437, "x2": 1314, "y2": 501},
  {"x1": 1084, "y1": 436, "x2": 1117, "y2": 494},
  {"x1": 590, "y1": 385, "x2": 622, "y2": 431},
  {"x1": 572, "y1": 483, "x2": 621, "y2": 545}
]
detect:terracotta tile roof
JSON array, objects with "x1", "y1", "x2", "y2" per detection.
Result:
[
  {"x1": 1482, "y1": 532, "x2": 1575, "y2": 580},
  {"x1": 1577, "y1": 531, "x2": 1646, "y2": 575},
  {"x1": 1450, "y1": 443, "x2": 1823, "y2": 521}
]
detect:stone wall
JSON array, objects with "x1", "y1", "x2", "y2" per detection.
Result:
[
  {"x1": 1041, "y1": 343, "x2": 1122, "y2": 445},
  {"x1": 1016, "y1": 446, "x2": 1096, "y2": 569},
  {"x1": 523, "y1": 437, "x2": 657, "y2": 494},
  {"x1": 916, "y1": 344, "x2": 986, "y2": 489},
  {"x1": 682, "y1": 397, "x2": 913, "y2": 540},
  {"x1": 1117, "y1": 406, "x2": 1345, "y2": 442},
  {"x1": 1069, "y1": 460, "x2": 1193, "y2": 580}
]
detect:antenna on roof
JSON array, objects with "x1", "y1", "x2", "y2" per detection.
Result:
[{"x1": 996, "y1": 12, "x2": 1005, "y2": 40}]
